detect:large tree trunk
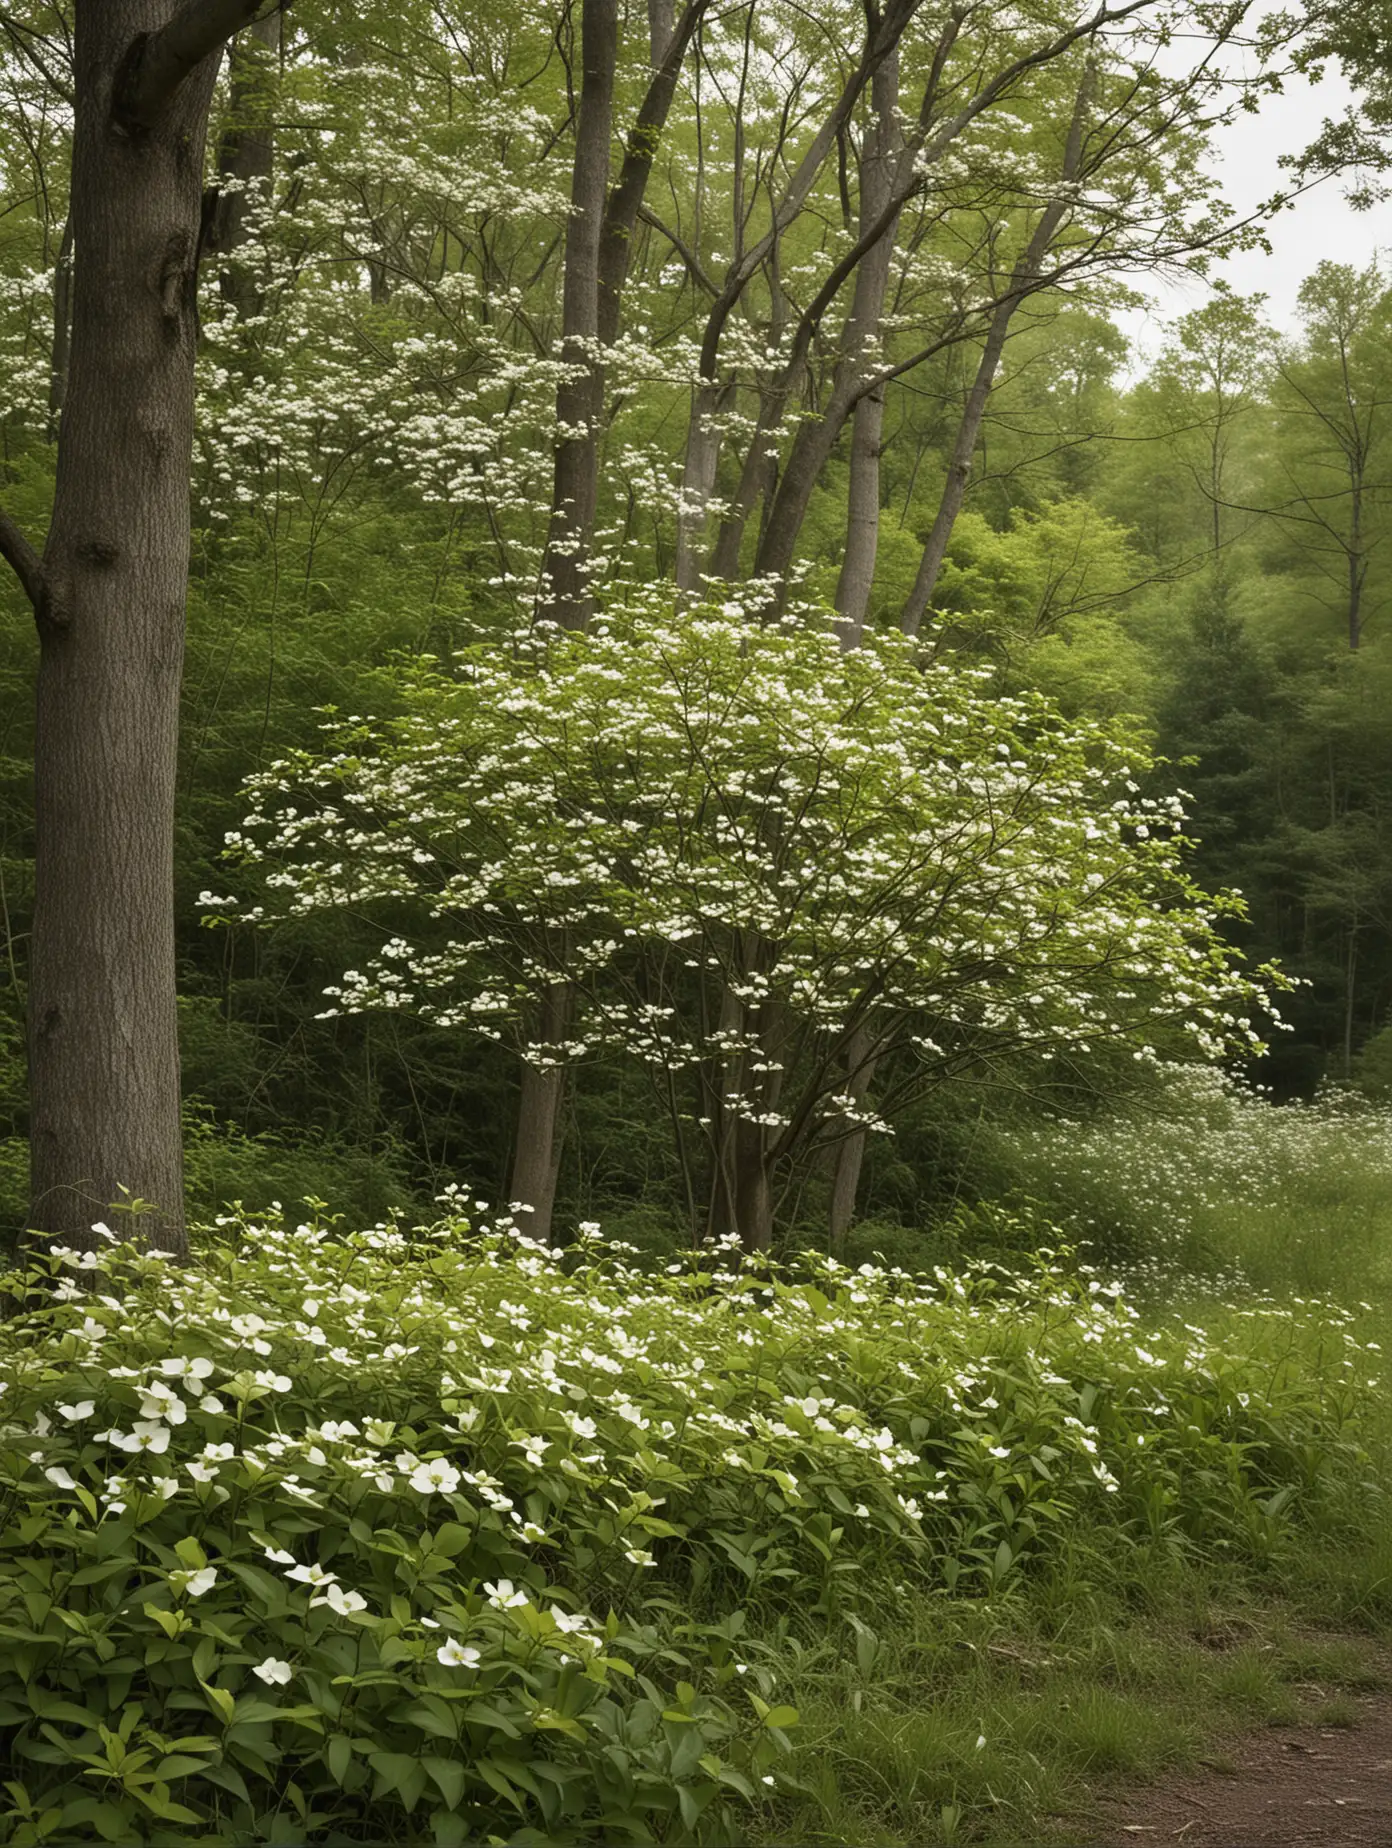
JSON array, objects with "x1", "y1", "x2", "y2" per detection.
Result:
[
  {"x1": 538, "y1": 0, "x2": 618, "y2": 632},
  {"x1": 23, "y1": 0, "x2": 264, "y2": 1254}
]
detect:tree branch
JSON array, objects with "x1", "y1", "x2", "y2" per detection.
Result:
[
  {"x1": 115, "y1": 0, "x2": 270, "y2": 132},
  {"x1": 0, "y1": 506, "x2": 44, "y2": 611}
]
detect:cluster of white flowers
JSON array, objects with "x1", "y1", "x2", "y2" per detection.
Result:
[
  {"x1": 5, "y1": 1203, "x2": 1374, "y2": 1640},
  {"x1": 213, "y1": 602, "x2": 1279, "y2": 1234}
]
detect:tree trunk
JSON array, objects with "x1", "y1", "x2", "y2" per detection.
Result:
[
  {"x1": 711, "y1": 1118, "x2": 773, "y2": 1253},
  {"x1": 835, "y1": 378, "x2": 886, "y2": 647},
  {"x1": 837, "y1": 50, "x2": 905, "y2": 644},
  {"x1": 732, "y1": 1121, "x2": 773, "y2": 1253},
  {"x1": 508, "y1": 983, "x2": 570, "y2": 1243},
  {"x1": 900, "y1": 72, "x2": 1091, "y2": 638},
  {"x1": 47, "y1": 216, "x2": 74, "y2": 443},
  {"x1": 743, "y1": 48, "x2": 903, "y2": 595},
  {"x1": 24, "y1": 0, "x2": 262, "y2": 1254},
  {"x1": 827, "y1": 1026, "x2": 877, "y2": 1249},
  {"x1": 202, "y1": 6, "x2": 280, "y2": 318},
  {"x1": 898, "y1": 307, "x2": 1014, "y2": 638},
  {"x1": 538, "y1": 0, "x2": 618, "y2": 631},
  {"x1": 647, "y1": 0, "x2": 675, "y2": 68},
  {"x1": 1348, "y1": 477, "x2": 1364, "y2": 651},
  {"x1": 675, "y1": 379, "x2": 725, "y2": 593}
]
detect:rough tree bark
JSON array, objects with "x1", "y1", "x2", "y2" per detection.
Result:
[{"x1": 0, "y1": 0, "x2": 268, "y2": 1255}]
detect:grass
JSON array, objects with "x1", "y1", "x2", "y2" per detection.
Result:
[
  {"x1": 761, "y1": 1074, "x2": 1392, "y2": 1846},
  {"x1": 758, "y1": 1545, "x2": 1392, "y2": 1845}
]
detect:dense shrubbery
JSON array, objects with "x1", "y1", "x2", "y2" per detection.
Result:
[{"x1": 0, "y1": 1210, "x2": 1381, "y2": 1844}]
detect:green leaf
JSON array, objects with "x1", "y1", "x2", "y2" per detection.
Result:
[
  {"x1": 148, "y1": 1753, "x2": 202, "y2": 1781},
  {"x1": 424, "y1": 1755, "x2": 466, "y2": 1808},
  {"x1": 431, "y1": 1811, "x2": 469, "y2": 1848},
  {"x1": 173, "y1": 1537, "x2": 207, "y2": 1572},
  {"x1": 472, "y1": 1759, "x2": 524, "y2": 1813},
  {"x1": 430, "y1": 1522, "x2": 474, "y2": 1558},
  {"x1": 326, "y1": 1733, "x2": 354, "y2": 1784},
  {"x1": 199, "y1": 1681, "x2": 235, "y2": 1726},
  {"x1": 143, "y1": 1604, "x2": 181, "y2": 1640}
]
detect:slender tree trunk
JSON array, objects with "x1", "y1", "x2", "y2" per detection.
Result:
[
  {"x1": 901, "y1": 72, "x2": 1091, "y2": 638},
  {"x1": 1348, "y1": 479, "x2": 1364, "y2": 651},
  {"x1": 647, "y1": 0, "x2": 675, "y2": 67},
  {"x1": 508, "y1": 983, "x2": 570, "y2": 1243},
  {"x1": 538, "y1": 0, "x2": 618, "y2": 631},
  {"x1": 22, "y1": 0, "x2": 264, "y2": 1253},
  {"x1": 47, "y1": 216, "x2": 74, "y2": 443},
  {"x1": 898, "y1": 308, "x2": 1014, "y2": 637},
  {"x1": 836, "y1": 52, "x2": 904, "y2": 645},
  {"x1": 202, "y1": 6, "x2": 279, "y2": 318},
  {"x1": 835, "y1": 380, "x2": 886, "y2": 647},
  {"x1": 743, "y1": 46, "x2": 905, "y2": 594},
  {"x1": 827, "y1": 1027, "x2": 877, "y2": 1249},
  {"x1": 675, "y1": 379, "x2": 725, "y2": 593}
]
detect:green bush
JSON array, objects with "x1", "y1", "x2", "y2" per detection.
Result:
[{"x1": 0, "y1": 1210, "x2": 1381, "y2": 1844}]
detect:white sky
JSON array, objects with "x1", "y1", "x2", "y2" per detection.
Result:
[{"x1": 1117, "y1": 58, "x2": 1392, "y2": 368}]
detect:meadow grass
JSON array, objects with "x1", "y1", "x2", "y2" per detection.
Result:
[{"x1": 769, "y1": 1073, "x2": 1392, "y2": 1846}]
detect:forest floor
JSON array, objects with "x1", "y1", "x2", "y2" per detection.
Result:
[{"x1": 1085, "y1": 1663, "x2": 1392, "y2": 1846}]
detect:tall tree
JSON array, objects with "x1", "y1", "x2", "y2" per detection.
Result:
[{"x1": 0, "y1": 0, "x2": 268, "y2": 1253}]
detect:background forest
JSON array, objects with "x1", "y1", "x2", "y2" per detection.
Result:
[
  {"x1": 2, "y1": 0, "x2": 1386, "y2": 1252},
  {"x1": 11, "y1": 7, "x2": 1392, "y2": 1848}
]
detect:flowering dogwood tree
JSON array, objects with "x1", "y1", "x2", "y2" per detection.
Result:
[{"x1": 215, "y1": 599, "x2": 1279, "y2": 1248}]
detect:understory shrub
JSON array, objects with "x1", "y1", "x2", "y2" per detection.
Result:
[{"x1": 0, "y1": 1208, "x2": 1381, "y2": 1844}]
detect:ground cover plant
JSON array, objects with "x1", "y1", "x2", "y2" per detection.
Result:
[
  {"x1": 0, "y1": 1208, "x2": 1384, "y2": 1845},
  {"x1": 994, "y1": 1064, "x2": 1392, "y2": 1297}
]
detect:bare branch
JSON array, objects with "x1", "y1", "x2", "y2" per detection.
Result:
[
  {"x1": 115, "y1": 0, "x2": 270, "y2": 132},
  {"x1": 0, "y1": 506, "x2": 43, "y2": 611}
]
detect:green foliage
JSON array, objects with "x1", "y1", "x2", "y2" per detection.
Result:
[
  {"x1": 0, "y1": 1208, "x2": 1384, "y2": 1843},
  {"x1": 985, "y1": 1063, "x2": 1392, "y2": 1302},
  {"x1": 217, "y1": 599, "x2": 1277, "y2": 1243}
]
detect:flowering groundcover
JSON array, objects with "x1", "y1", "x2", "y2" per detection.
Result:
[{"x1": 0, "y1": 1210, "x2": 1378, "y2": 1844}]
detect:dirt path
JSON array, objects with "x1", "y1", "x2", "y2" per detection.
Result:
[{"x1": 1089, "y1": 1698, "x2": 1392, "y2": 1845}]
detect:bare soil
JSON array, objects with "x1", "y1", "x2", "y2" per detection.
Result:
[{"x1": 1089, "y1": 1697, "x2": 1392, "y2": 1845}]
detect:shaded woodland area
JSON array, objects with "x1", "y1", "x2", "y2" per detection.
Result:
[{"x1": 0, "y1": 0, "x2": 1390, "y2": 1254}]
